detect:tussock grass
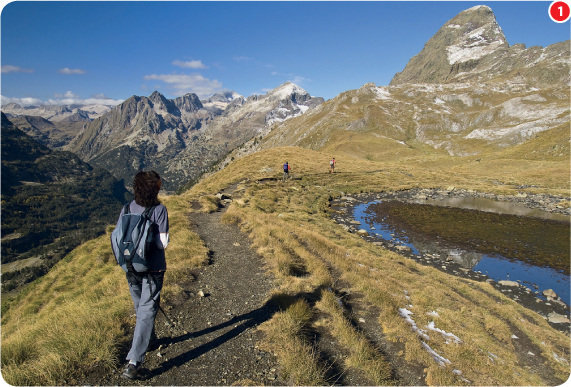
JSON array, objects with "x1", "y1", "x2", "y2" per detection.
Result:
[
  {"x1": 1, "y1": 194, "x2": 209, "y2": 385},
  {"x1": 198, "y1": 194, "x2": 220, "y2": 213},
  {"x1": 186, "y1": 144, "x2": 569, "y2": 385},
  {"x1": 316, "y1": 289, "x2": 394, "y2": 385},
  {"x1": 260, "y1": 299, "x2": 328, "y2": 385}
]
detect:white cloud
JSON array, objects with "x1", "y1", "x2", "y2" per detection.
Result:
[
  {"x1": 172, "y1": 60, "x2": 207, "y2": 69},
  {"x1": 46, "y1": 95, "x2": 123, "y2": 106},
  {"x1": 271, "y1": 71, "x2": 310, "y2": 86},
  {"x1": 1, "y1": 65, "x2": 34, "y2": 73},
  {"x1": 1, "y1": 95, "x2": 43, "y2": 106},
  {"x1": 1, "y1": 92, "x2": 123, "y2": 107},
  {"x1": 143, "y1": 73, "x2": 223, "y2": 98},
  {"x1": 58, "y1": 67, "x2": 86, "y2": 75}
]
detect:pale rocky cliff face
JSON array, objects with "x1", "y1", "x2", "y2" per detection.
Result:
[{"x1": 390, "y1": 5, "x2": 570, "y2": 87}]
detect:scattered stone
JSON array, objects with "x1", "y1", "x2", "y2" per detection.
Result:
[
  {"x1": 233, "y1": 242, "x2": 241, "y2": 247},
  {"x1": 543, "y1": 289, "x2": 558, "y2": 298},
  {"x1": 396, "y1": 245, "x2": 411, "y2": 252},
  {"x1": 350, "y1": 220, "x2": 361, "y2": 225},
  {"x1": 498, "y1": 280, "x2": 519, "y2": 287},
  {"x1": 198, "y1": 290, "x2": 206, "y2": 297},
  {"x1": 548, "y1": 312, "x2": 570, "y2": 324},
  {"x1": 357, "y1": 229, "x2": 369, "y2": 236}
]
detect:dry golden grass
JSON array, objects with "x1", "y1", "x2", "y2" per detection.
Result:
[
  {"x1": 1, "y1": 194, "x2": 209, "y2": 385},
  {"x1": 189, "y1": 143, "x2": 570, "y2": 385},
  {"x1": 2, "y1": 125, "x2": 569, "y2": 385},
  {"x1": 259, "y1": 299, "x2": 328, "y2": 385},
  {"x1": 198, "y1": 194, "x2": 221, "y2": 213}
]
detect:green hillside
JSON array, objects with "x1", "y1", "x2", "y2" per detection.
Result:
[{"x1": 1, "y1": 114, "x2": 132, "y2": 292}]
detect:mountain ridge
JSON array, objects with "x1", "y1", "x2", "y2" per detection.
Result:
[{"x1": 64, "y1": 84, "x2": 323, "y2": 190}]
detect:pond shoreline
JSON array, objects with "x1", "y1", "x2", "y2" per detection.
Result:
[
  {"x1": 330, "y1": 188, "x2": 570, "y2": 334},
  {"x1": 380, "y1": 187, "x2": 570, "y2": 219}
]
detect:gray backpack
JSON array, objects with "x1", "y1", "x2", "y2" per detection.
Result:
[{"x1": 111, "y1": 204, "x2": 157, "y2": 274}]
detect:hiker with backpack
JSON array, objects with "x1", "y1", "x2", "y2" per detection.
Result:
[
  {"x1": 283, "y1": 161, "x2": 290, "y2": 181},
  {"x1": 330, "y1": 157, "x2": 335, "y2": 173},
  {"x1": 111, "y1": 170, "x2": 169, "y2": 380}
]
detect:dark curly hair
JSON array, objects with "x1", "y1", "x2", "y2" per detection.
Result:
[{"x1": 133, "y1": 170, "x2": 162, "y2": 207}]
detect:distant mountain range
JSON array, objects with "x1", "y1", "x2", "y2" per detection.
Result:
[
  {"x1": 1, "y1": 5, "x2": 568, "y2": 190},
  {"x1": 1, "y1": 102, "x2": 114, "y2": 122},
  {"x1": 60, "y1": 83, "x2": 323, "y2": 190}
]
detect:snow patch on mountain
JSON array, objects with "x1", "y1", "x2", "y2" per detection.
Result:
[
  {"x1": 268, "y1": 82, "x2": 308, "y2": 101},
  {"x1": 374, "y1": 87, "x2": 392, "y2": 100},
  {"x1": 447, "y1": 23, "x2": 506, "y2": 64}
]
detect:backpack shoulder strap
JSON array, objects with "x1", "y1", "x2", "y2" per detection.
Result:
[
  {"x1": 142, "y1": 205, "x2": 157, "y2": 220},
  {"x1": 123, "y1": 203, "x2": 131, "y2": 215}
]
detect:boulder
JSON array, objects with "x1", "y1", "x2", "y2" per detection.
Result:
[
  {"x1": 498, "y1": 280, "x2": 519, "y2": 287},
  {"x1": 543, "y1": 289, "x2": 558, "y2": 298},
  {"x1": 548, "y1": 312, "x2": 570, "y2": 324},
  {"x1": 356, "y1": 229, "x2": 369, "y2": 236}
]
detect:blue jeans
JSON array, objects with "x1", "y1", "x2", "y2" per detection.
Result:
[{"x1": 126, "y1": 271, "x2": 164, "y2": 363}]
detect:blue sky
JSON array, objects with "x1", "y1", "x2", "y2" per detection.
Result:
[{"x1": 1, "y1": 1, "x2": 569, "y2": 106}]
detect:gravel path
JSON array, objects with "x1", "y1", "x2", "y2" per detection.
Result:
[{"x1": 92, "y1": 196, "x2": 283, "y2": 386}]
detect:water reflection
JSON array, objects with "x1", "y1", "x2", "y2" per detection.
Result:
[
  {"x1": 354, "y1": 200, "x2": 570, "y2": 306},
  {"x1": 414, "y1": 196, "x2": 570, "y2": 222}
]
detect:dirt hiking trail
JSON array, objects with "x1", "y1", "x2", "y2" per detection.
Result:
[
  {"x1": 92, "y1": 192, "x2": 284, "y2": 385},
  {"x1": 86, "y1": 184, "x2": 432, "y2": 386}
]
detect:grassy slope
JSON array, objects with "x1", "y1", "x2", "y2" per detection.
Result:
[
  {"x1": 2, "y1": 128, "x2": 569, "y2": 385},
  {"x1": 1, "y1": 194, "x2": 210, "y2": 385},
  {"x1": 191, "y1": 144, "x2": 570, "y2": 385}
]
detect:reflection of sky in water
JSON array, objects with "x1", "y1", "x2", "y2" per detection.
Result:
[
  {"x1": 474, "y1": 255, "x2": 569, "y2": 305},
  {"x1": 352, "y1": 201, "x2": 570, "y2": 306}
]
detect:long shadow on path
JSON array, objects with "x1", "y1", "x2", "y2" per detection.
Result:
[{"x1": 148, "y1": 300, "x2": 279, "y2": 377}]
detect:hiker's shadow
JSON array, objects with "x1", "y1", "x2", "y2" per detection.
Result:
[{"x1": 148, "y1": 300, "x2": 279, "y2": 377}]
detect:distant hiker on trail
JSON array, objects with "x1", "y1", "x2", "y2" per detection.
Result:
[
  {"x1": 283, "y1": 161, "x2": 290, "y2": 181},
  {"x1": 114, "y1": 171, "x2": 170, "y2": 380},
  {"x1": 330, "y1": 157, "x2": 335, "y2": 173}
]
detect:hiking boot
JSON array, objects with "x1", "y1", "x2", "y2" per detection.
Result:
[{"x1": 122, "y1": 363, "x2": 141, "y2": 380}]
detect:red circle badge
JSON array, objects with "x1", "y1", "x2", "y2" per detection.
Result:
[{"x1": 549, "y1": 1, "x2": 571, "y2": 22}]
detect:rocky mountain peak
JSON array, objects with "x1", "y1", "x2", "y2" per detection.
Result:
[
  {"x1": 202, "y1": 91, "x2": 241, "y2": 104},
  {"x1": 149, "y1": 91, "x2": 180, "y2": 116},
  {"x1": 174, "y1": 93, "x2": 203, "y2": 113},
  {"x1": 267, "y1": 82, "x2": 310, "y2": 103},
  {"x1": 390, "y1": 5, "x2": 568, "y2": 87},
  {"x1": 443, "y1": 5, "x2": 507, "y2": 65}
]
